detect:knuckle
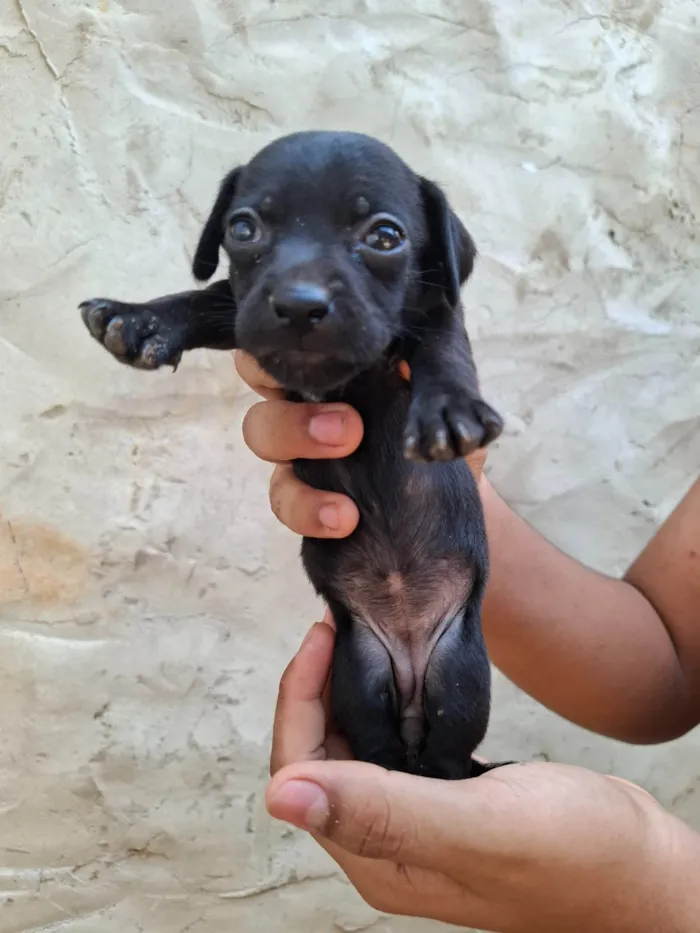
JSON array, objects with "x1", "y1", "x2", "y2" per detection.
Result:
[
  {"x1": 269, "y1": 489, "x2": 284, "y2": 522},
  {"x1": 233, "y1": 350, "x2": 254, "y2": 384},
  {"x1": 357, "y1": 819, "x2": 391, "y2": 860},
  {"x1": 347, "y1": 795, "x2": 407, "y2": 861},
  {"x1": 235, "y1": 350, "x2": 276, "y2": 392},
  {"x1": 269, "y1": 468, "x2": 315, "y2": 535},
  {"x1": 277, "y1": 657, "x2": 296, "y2": 697},
  {"x1": 268, "y1": 468, "x2": 290, "y2": 522},
  {"x1": 241, "y1": 401, "x2": 265, "y2": 451}
]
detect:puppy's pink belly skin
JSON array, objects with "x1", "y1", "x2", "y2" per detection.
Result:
[{"x1": 346, "y1": 559, "x2": 472, "y2": 738}]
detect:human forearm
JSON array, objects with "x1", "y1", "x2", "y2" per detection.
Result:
[{"x1": 480, "y1": 476, "x2": 697, "y2": 742}]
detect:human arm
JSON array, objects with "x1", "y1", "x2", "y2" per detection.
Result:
[
  {"x1": 479, "y1": 475, "x2": 700, "y2": 742},
  {"x1": 235, "y1": 350, "x2": 700, "y2": 742},
  {"x1": 266, "y1": 619, "x2": 700, "y2": 933}
]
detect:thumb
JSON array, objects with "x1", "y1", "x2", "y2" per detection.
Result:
[{"x1": 266, "y1": 759, "x2": 482, "y2": 869}]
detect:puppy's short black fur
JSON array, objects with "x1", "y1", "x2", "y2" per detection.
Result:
[{"x1": 81, "y1": 131, "x2": 507, "y2": 779}]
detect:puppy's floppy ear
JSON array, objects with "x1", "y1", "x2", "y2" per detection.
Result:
[
  {"x1": 419, "y1": 177, "x2": 476, "y2": 307},
  {"x1": 192, "y1": 167, "x2": 242, "y2": 281}
]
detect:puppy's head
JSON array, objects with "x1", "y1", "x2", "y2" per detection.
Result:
[{"x1": 194, "y1": 131, "x2": 475, "y2": 394}]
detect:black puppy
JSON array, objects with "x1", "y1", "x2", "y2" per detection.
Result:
[{"x1": 81, "y1": 131, "x2": 505, "y2": 779}]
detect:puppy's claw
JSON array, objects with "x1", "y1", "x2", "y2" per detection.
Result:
[
  {"x1": 404, "y1": 434, "x2": 421, "y2": 461},
  {"x1": 454, "y1": 421, "x2": 481, "y2": 457},
  {"x1": 80, "y1": 299, "x2": 111, "y2": 340},
  {"x1": 428, "y1": 427, "x2": 453, "y2": 462},
  {"x1": 404, "y1": 389, "x2": 503, "y2": 463},
  {"x1": 474, "y1": 401, "x2": 504, "y2": 446}
]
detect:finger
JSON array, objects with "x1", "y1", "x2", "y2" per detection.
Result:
[
  {"x1": 242, "y1": 399, "x2": 364, "y2": 464},
  {"x1": 266, "y1": 760, "x2": 478, "y2": 871},
  {"x1": 234, "y1": 350, "x2": 284, "y2": 400},
  {"x1": 270, "y1": 622, "x2": 336, "y2": 775},
  {"x1": 319, "y1": 608, "x2": 336, "y2": 717},
  {"x1": 465, "y1": 447, "x2": 488, "y2": 482},
  {"x1": 315, "y1": 609, "x2": 353, "y2": 760},
  {"x1": 269, "y1": 464, "x2": 359, "y2": 538}
]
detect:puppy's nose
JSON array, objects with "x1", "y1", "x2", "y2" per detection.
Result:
[{"x1": 271, "y1": 283, "x2": 331, "y2": 328}]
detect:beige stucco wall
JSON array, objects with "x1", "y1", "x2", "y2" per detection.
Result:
[{"x1": 1, "y1": 1, "x2": 698, "y2": 930}]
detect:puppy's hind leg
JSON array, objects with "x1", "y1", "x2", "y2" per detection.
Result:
[
  {"x1": 418, "y1": 602, "x2": 492, "y2": 780},
  {"x1": 329, "y1": 601, "x2": 408, "y2": 772},
  {"x1": 80, "y1": 279, "x2": 237, "y2": 370}
]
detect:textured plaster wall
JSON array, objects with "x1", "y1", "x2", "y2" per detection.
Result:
[{"x1": 0, "y1": 1, "x2": 699, "y2": 931}]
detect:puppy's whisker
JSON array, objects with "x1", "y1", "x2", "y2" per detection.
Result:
[{"x1": 414, "y1": 277, "x2": 448, "y2": 291}]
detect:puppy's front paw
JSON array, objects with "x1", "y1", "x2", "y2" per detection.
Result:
[
  {"x1": 80, "y1": 299, "x2": 184, "y2": 370},
  {"x1": 404, "y1": 389, "x2": 503, "y2": 462}
]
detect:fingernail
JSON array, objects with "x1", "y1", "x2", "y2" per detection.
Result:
[
  {"x1": 268, "y1": 780, "x2": 329, "y2": 833},
  {"x1": 309, "y1": 410, "x2": 345, "y2": 445},
  {"x1": 319, "y1": 504, "x2": 339, "y2": 530}
]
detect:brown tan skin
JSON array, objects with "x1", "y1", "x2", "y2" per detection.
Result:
[
  {"x1": 80, "y1": 131, "x2": 503, "y2": 779},
  {"x1": 263, "y1": 619, "x2": 700, "y2": 933}
]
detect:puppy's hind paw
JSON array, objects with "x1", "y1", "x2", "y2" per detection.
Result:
[
  {"x1": 404, "y1": 390, "x2": 503, "y2": 462},
  {"x1": 80, "y1": 299, "x2": 184, "y2": 371}
]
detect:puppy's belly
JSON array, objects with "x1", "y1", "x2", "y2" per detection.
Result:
[
  {"x1": 340, "y1": 555, "x2": 473, "y2": 747},
  {"x1": 295, "y1": 389, "x2": 488, "y2": 770}
]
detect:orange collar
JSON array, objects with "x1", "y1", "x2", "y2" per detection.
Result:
[{"x1": 398, "y1": 360, "x2": 411, "y2": 382}]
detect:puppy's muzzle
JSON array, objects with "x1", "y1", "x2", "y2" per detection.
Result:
[{"x1": 270, "y1": 281, "x2": 332, "y2": 333}]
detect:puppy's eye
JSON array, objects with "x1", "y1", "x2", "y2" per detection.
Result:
[
  {"x1": 363, "y1": 222, "x2": 405, "y2": 252},
  {"x1": 230, "y1": 215, "x2": 260, "y2": 243}
]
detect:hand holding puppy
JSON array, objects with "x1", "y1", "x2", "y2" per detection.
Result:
[
  {"x1": 235, "y1": 350, "x2": 488, "y2": 538},
  {"x1": 266, "y1": 619, "x2": 700, "y2": 933}
]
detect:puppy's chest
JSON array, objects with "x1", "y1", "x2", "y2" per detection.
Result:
[
  {"x1": 300, "y1": 449, "x2": 478, "y2": 646},
  {"x1": 296, "y1": 377, "x2": 485, "y2": 634},
  {"x1": 296, "y1": 376, "x2": 442, "y2": 532}
]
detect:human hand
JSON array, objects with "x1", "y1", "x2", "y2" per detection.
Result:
[
  {"x1": 235, "y1": 350, "x2": 488, "y2": 538},
  {"x1": 266, "y1": 620, "x2": 699, "y2": 933}
]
